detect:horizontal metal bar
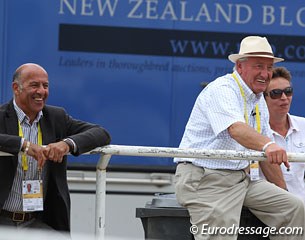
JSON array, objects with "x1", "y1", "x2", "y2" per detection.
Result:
[
  {"x1": 67, "y1": 177, "x2": 172, "y2": 186},
  {"x1": 2, "y1": 145, "x2": 305, "y2": 163},
  {"x1": 0, "y1": 151, "x2": 13, "y2": 156},
  {"x1": 89, "y1": 144, "x2": 305, "y2": 162}
]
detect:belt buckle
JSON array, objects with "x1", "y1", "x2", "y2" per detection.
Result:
[{"x1": 12, "y1": 212, "x2": 25, "y2": 222}]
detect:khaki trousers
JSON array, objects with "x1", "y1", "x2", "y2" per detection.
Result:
[{"x1": 174, "y1": 163, "x2": 305, "y2": 240}]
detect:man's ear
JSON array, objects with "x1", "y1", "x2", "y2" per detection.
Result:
[
  {"x1": 235, "y1": 61, "x2": 243, "y2": 74},
  {"x1": 12, "y1": 82, "x2": 20, "y2": 95}
]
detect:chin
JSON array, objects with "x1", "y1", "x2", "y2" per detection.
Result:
[{"x1": 256, "y1": 87, "x2": 267, "y2": 94}]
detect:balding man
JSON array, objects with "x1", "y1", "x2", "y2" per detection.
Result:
[{"x1": 0, "y1": 63, "x2": 111, "y2": 233}]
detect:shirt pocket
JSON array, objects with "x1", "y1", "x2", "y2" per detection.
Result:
[{"x1": 292, "y1": 133, "x2": 305, "y2": 153}]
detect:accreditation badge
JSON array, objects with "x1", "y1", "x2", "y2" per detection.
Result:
[
  {"x1": 250, "y1": 161, "x2": 260, "y2": 181},
  {"x1": 22, "y1": 180, "x2": 43, "y2": 212}
]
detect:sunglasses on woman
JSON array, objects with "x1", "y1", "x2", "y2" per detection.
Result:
[{"x1": 264, "y1": 87, "x2": 293, "y2": 99}]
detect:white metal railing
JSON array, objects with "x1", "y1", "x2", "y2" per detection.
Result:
[
  {"x1": 92, "y1": 145, "x2": 305, "y2": 240},
  {"x1": 2, "y1": 145, "x2": 305, "y2": 240}
]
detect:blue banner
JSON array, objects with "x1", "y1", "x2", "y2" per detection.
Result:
[{"x1": 1, "y1": 0, "x2": 305, "y2": 167}]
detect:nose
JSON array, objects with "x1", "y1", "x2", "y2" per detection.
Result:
[
  {"x1": 260, "y1": 67, "x2": 271, "y2": 79},
  {"x1": 36, "y1": 83, "x2": 47, "y2": 93},
  {"x1": 280, "y1": 91, "x2": 289, "y2": 100}
]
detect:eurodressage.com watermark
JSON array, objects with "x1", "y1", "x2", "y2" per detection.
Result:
[{"x1": 190, "y1": 224, "x2": 303, "y2": 238}]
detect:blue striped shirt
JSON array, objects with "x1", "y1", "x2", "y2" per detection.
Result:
[{"x1": 3, "y1": 100, "x2": 43, "y2": 211}]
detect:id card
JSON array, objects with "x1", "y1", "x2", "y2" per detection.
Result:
[
  {"x1": 250, "y1": 161, "x2": 260, "y2": 181},
  {"x1": 22, "y1": 180, "x2": 43, "y2": 212}
]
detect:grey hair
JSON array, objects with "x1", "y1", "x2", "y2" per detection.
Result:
[
  {"x1": 237, "y1": 57, "x2": 248, "y2": 63},
  {"x1": 12, "y1": 70, "x2": 23, "y2": 91},
  {"x1": 233, "y1": 57, "x2": 248, "y2": 71}
]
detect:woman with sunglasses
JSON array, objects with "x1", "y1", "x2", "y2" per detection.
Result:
[{"x1": 263, "y1": 66, "x2": 305, "y2": 203}]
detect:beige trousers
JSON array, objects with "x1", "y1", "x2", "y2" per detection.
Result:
[{"x1": 174, "y1": 163, "x2": 305, "y2": 240}]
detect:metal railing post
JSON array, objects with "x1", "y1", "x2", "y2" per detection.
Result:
[
  {"x1": 95, "y1": 153, "x2": 112, "y2": 240},
  {"x1": 2, "y1": 145, "x2": 305, "y2": 239}
]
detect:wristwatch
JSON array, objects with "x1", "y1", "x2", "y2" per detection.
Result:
[{"x1": 63, "y1": 138, "x2": 74, "y2": 153}]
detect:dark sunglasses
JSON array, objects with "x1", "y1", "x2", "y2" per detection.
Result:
[{"x1": 264, "y1": 87, "x2": 293, "y2": 99}]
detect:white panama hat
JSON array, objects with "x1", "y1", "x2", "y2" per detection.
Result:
[{"x1": 228, "y1": 36, "x2": 284, "y2": 63}]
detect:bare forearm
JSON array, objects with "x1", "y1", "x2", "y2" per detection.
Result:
[
  {"x1": 260, "y1": 161, "x2": 287, "y2": 189},
  {"x1": 228, "y1": 121, "x2": 290, "y2": 168},
  {"x1": 228, "y1": 121, "x2": 271, "y2": 151}
]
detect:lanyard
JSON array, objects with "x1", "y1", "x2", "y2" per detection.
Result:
[
  {"x1": 18, "y1": 121, "x2": 42, "y2": 172},
  {"x1": 232, "y1": 73, "x2": 261, "y2": 133}
]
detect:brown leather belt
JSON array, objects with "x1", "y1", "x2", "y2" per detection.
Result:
[
  {"x1": 177, "y1": 161, "x2": 193, "y2": 165},
  {"x1": 0, "y1": 209, "x2": 37, "y2": 222}
]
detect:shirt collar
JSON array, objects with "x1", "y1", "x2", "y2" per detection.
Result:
[
  {"x1": 287, "y1": 113, "x2": 299, "y2": 132},
  {"x1": 271, "y1": 113, "x2": 298, "y2": 137},
  {"x1": 13, "y1": 99, "x2": 43, "y2": 124}
]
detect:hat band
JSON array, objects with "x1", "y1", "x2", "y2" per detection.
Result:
[{"x1": 243, "y1": 52, "x2": 274, "y2": 57}]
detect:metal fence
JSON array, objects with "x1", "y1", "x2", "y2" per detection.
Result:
[
  {"x1": 93, "y1": 145, "x2": 305, "y2": 239},
  {"x1": 2, "y1": 145, "x2": 305, "y2": 240}
]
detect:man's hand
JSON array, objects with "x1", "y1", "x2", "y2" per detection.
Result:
[
  {"x1": 26, "y1": 142, "x2": 48, "y2": 168},
  {"x1": 264, "y1": 143, "x2": 290, "y2": 169},
  {"x1": 43, "y1": 141, "x2": 70, "y2": 163}
]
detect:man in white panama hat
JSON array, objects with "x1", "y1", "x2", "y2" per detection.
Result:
[{"x1": 174, "y1": 36, "x2": 304, "y2": 240}]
